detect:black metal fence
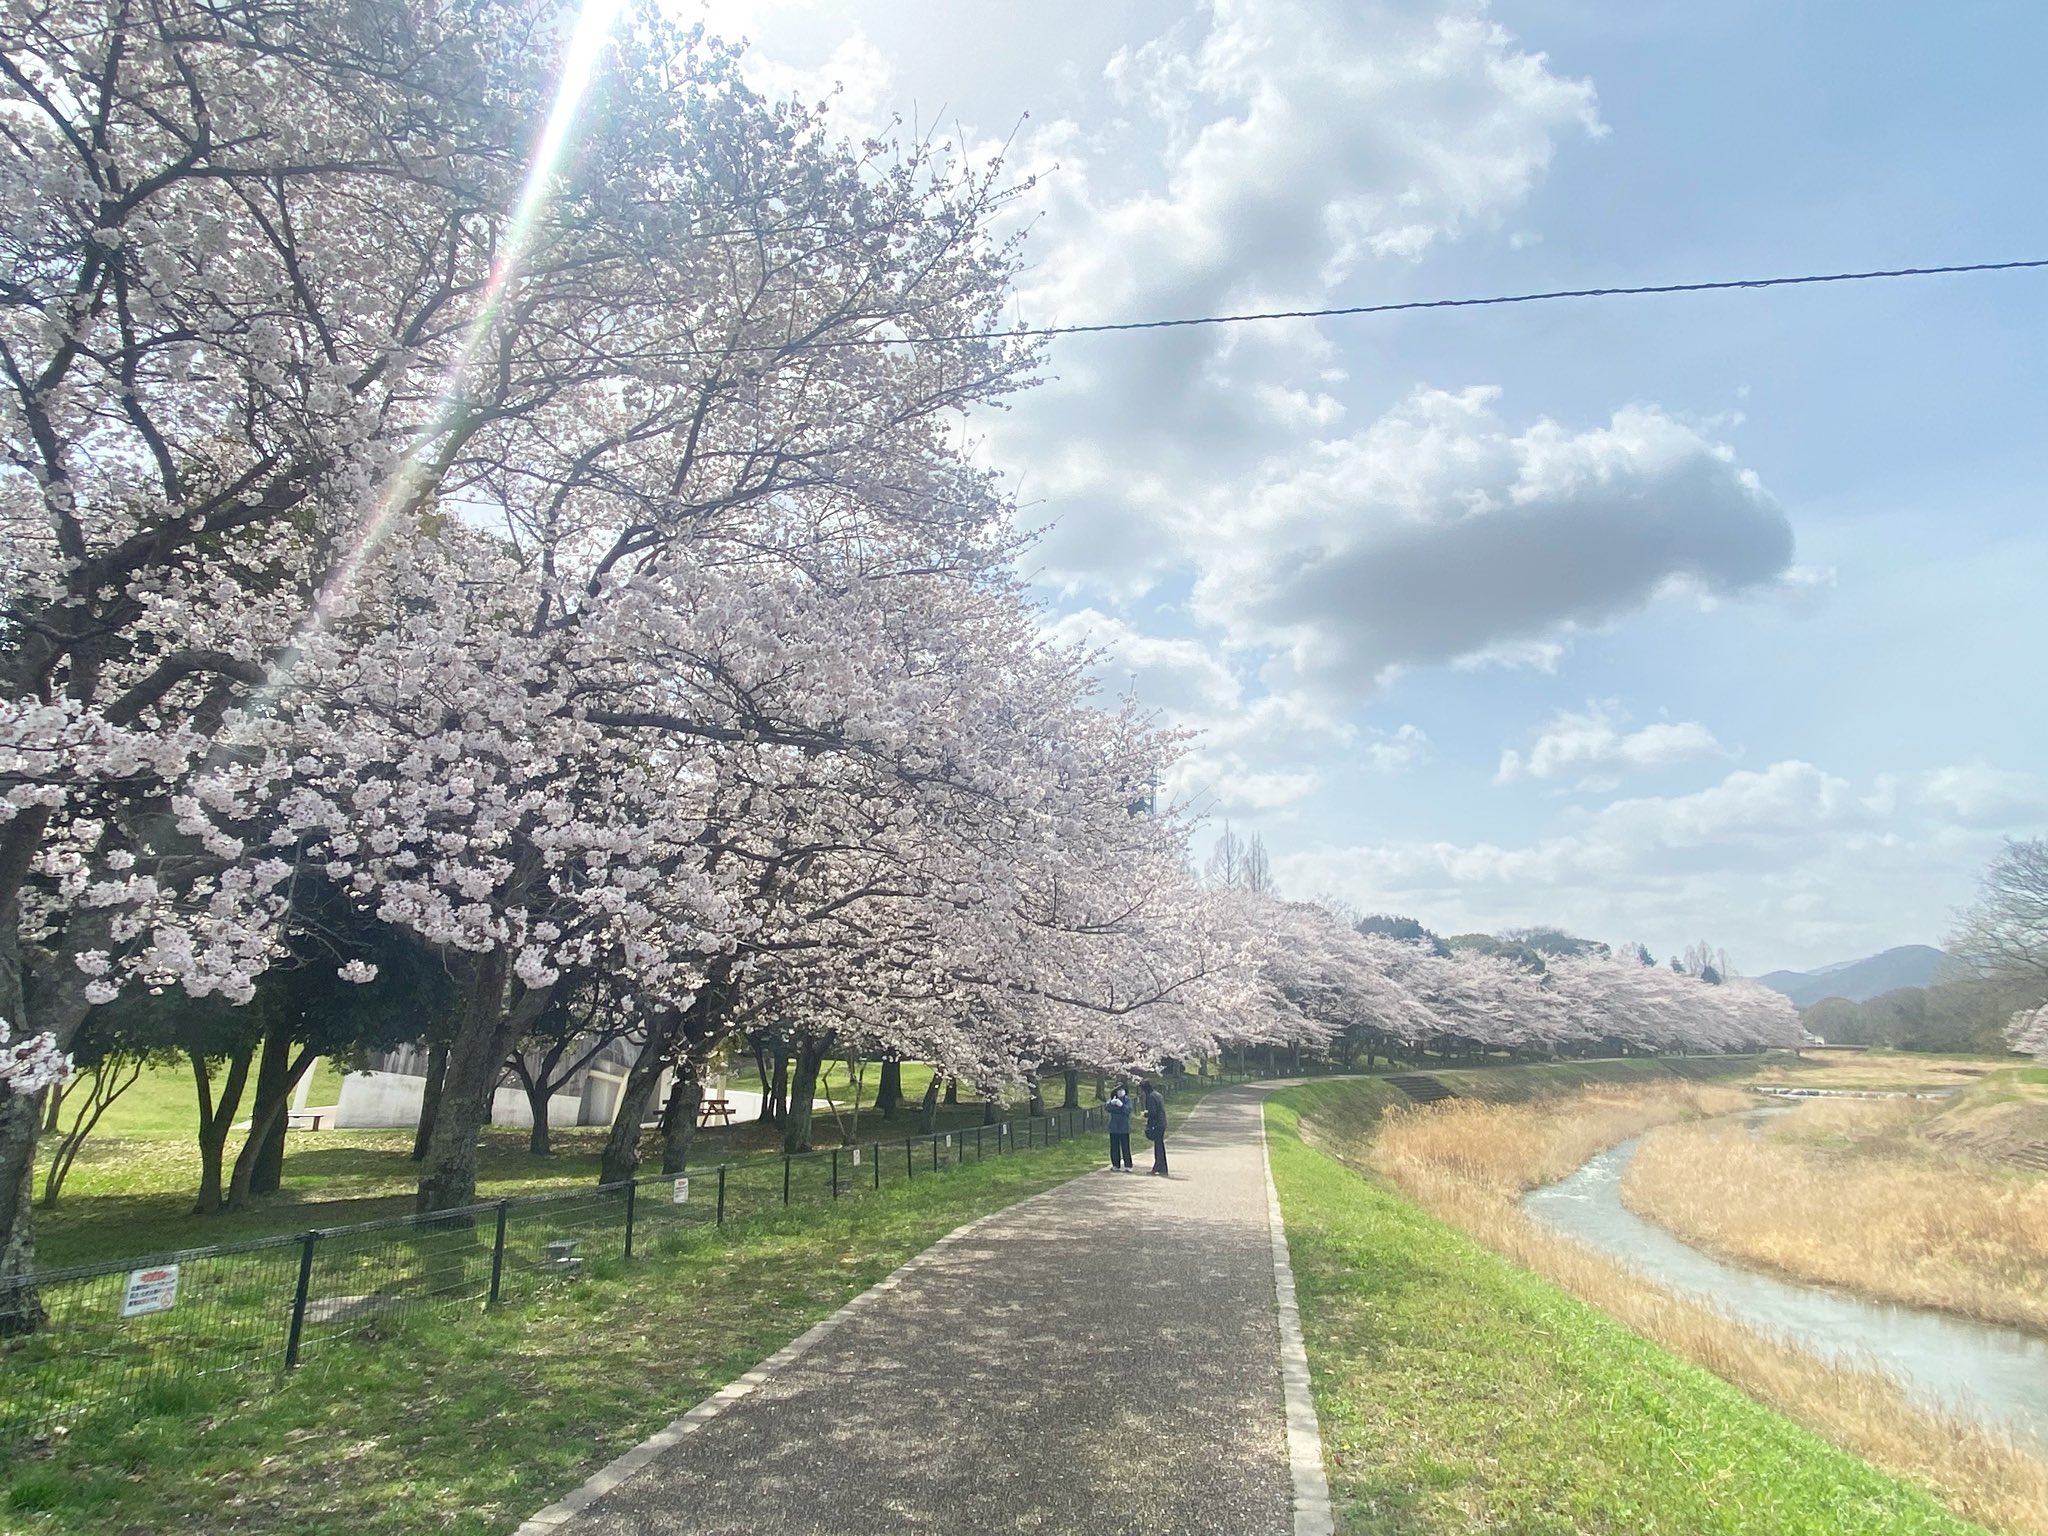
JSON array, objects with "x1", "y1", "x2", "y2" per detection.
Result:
[{"x1": 0, "y1": 1103, "x2": 1117, "y2": 1446}]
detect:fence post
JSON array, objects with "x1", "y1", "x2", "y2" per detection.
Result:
[
  {"x1": 716, "y1": 1165, "x2": 727, "y2": 1225},
  {"x1": 872, "y1": 1143, "x2": 880, "y2": 1190},
  {"x1": 931, "y1": 1134, "x2": 939, "y2": 1173},
  {"x1": 782, "y1": 1155, "x2": 791, "y2": 1206},
  {"x1": 905, "y1": 1137, "x2": 913, "y2": 1179},
  {"x1": 831, "y1": 1148, "x2": 840, "y2": 1199},
  {"x1": 624, "y1": 1179, "x2": 637, "y2": 1260},
  {"x1": 285, "y1": 1229, "x2": 320, "y2": 1369},
  {"x1": 488, "y1": 1201, "x2": 509, "y2": 1305}
]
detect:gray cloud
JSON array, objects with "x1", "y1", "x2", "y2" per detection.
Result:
[{"x1": 1198, "y1": 389, "x2": 1794, "y2": 696}]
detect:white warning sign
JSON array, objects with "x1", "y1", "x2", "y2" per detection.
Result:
[
  {"x1": 672, "y1": 1177, "x2": 690, "y2": 1204},
  {"x1": 121, "y1": 1264, "x2": 179, "y2": 1318}
]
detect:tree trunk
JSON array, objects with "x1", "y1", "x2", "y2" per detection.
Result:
[
  {"x1": 39, "y1": 1056, "x2": 144, "y2": 1209},
  {"x1": 753, "y1": 1038, "x2": 774, "y2": 1120},
  {"x1": 0, "y1": 891, "x2": 108, "y2": 1333},
  {"x1": 660, "y1": 1063, "x2": 703, "y2": 1175},
  {"x1": 0, "y1": 813, "x2": 47, "y2": 1334},
  {"x1": 782, "y1": 1039, "x2": 824, "y2": 1154},
  {"x1": 415, "y1": 948, "x2": 515, "y2": 1213},
  {"x1": 522, "y1": 1066, "x2": 554, "y2": 1157},
  {"x1": 41, "y1": 1081, "x2": 62, "y2": 1134},
  {"x1": 599, "y1": 1010, "x2": 679, "y2": 1185},
  {"x1": 1028, "y1": 1077, "x2": 1045, "y2": 1117},
  {"x1": 944, "y1": 1075, "x2": 959, "y2": 1106},
  {"x1": 982, "y1": 1094, "x2": 998, "y2": 1125},
  {"x1": 1062, "y1": 1068, "x2": 1079, "y2": 1110},
  {"x1": 191, "y1": 1046, "x2": 255, "y2": 1216},
  {"x1": 227, "y1": 1030, "x2": 314, "y2": 1209},
  {"x1": 876, "y1": 1054, "x2": 902, "y2": 1119},
  {"x1": 768, "y1": 1046, "x2": 790, "y2": 1126},
  {"x1": 241, "y1": 1020, "x2": 296, "y2": 1200},
  {"x1": 916, "y1": 1075, "x2": 942, "y2": 1134},
  {"x1": 0, "y1": 1087, "x2": 44, "y2": 1336},
  {"x1": 411, "y1": 1040, "x2": 449, "y2": 1161}
]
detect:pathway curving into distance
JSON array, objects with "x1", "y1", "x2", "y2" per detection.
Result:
[{"x1": 517, "y1": 1086, "x2": 1330, "y2": 1536}]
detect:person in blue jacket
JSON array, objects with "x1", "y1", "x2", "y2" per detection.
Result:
[
  {"x1": 1141, "y1": 1079, "x2": 1168, "y2": 1176},
  {"x1": 1104, "y1": 1084, "x2": 1134, "y2": 1171}
]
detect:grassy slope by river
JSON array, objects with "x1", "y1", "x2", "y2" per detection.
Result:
[{"x1": 1269, "y1": 1073, "x2": 2047, "y2": 1535}]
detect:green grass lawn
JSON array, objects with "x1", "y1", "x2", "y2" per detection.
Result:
[
  {"x1": 3, "y1": 1086, "x2": 1228, "y2": 1536},
  {"x1": 2, "y1": 1137, "x2": 1112, "y2": 1536},
  {"x1": 29, "y1": 1058, "x2": 1162, "y2": 1270},
  {"x1": 1264, "y1": 1083, "x2": 1989, "y2": 1535},
  {"x1": 31, "y1": 1097, "x2": 1118, "y2": 1270}
]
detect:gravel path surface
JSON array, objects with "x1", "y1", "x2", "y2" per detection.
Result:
[{"x1": 534, "y1": 1088, "x2": 1296, "y2": 1536}]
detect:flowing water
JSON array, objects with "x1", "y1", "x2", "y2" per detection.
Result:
[{"x1": 1523, "y1": 1126, "x2": 2048, "y2": 1447}]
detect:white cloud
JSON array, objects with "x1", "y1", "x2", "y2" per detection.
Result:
[
  {"x1": 1498, "y1": 701, "x2": 1726, "y2": 786},
  {"x1": 1272, "y1": 758, "x2": 2048, "y2": 970},
  {"x1": 1042, "y1": 608, "x2": 1242, "y2": 716},
  {"x1": 1174, "y1": 760, "x2": 1324, "y2": 813},
  {"x1": 1365, "y1": 723, "x2": 1431, "y2": 773},
  {"x1": 992, "y1": 0, "x2": 1605, "y2": 594},
  {"x1": 1913, "y1": 766, "x2": 2048, "y2": 828}
]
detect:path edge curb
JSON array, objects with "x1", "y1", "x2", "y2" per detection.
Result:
[
  {"x1": 1261, "y1": 1099, "x2": 1337, "y2": 1536},
  {"x1": 511, "y1": 1176, "x2": 1081, "y2": 1533}
]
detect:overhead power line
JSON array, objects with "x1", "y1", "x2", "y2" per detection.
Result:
[{"x1": 838, "y1": 257, "x2": 2048, "y2": 350}]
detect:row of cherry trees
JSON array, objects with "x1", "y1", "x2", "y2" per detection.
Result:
[
  {"x1": 1239, "y1": 901, "x2": 1803, "y2": 1061},
  {"x1": 0, "y1": 0, "x2": 1806, "y2": 1328},
  {"x1": 0, "y1": 0, "x2": 1248, "y2": 1316}
]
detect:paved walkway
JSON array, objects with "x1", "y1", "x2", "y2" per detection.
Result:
[{"x1": 522, "y1": 1088, "x2": 1317, "y2": 1536}]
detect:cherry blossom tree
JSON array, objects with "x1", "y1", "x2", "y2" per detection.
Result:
[
  {"x1": 0, "y1": 0, "x2": 1060, "y2": 1256},
  {"x1": 1227, "y1": 894, "x2": 1801, "y2": 1065},
  {"x1": 2006, "y1": 1003, "x2": 2048, "y2": 1062}
]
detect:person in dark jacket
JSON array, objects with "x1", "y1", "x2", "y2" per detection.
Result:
[
  {"x1": 1141, "y1": 1079, "x2": 1168, "y2": 1176},
  {"x1": 1104, "y1": 1085, "x2": 1134, "y2": 1171}
]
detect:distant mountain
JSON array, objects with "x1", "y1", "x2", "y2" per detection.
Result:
[{"x1": 1754, "y1": 945, "x2": 1947, "y2": 1009}]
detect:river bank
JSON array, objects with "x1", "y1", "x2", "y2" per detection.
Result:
[
  {"x1": 1266, "y1": 1083, "x2": 1994, "y2": 1536},
  {"x1": 1289, "y1": 1074, "x2": 2048, "y2": 1535},
  {"x1": 1622, "y1": 1086, "x2": 2048, "y2": 1335}
]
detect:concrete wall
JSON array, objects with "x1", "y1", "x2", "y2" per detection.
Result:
[{"x1": 333, "y1": 1070, "x2": 579, "y2": 1131}]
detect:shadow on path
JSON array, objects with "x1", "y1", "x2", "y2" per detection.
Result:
[{"x1": 547, "y1": 1090, "x2": 1293, "y2": 1536}]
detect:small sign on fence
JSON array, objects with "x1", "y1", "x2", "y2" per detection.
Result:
[
  {"x1": 851, "y1": 1148, "x2": 861, "y2": 1166},
  {"x1": 121, "y1": 1264, "x2": 179, "y2": 1318},
  {"x1": 672, "y1": 1177, "x2": 690, "y2": 1205}
]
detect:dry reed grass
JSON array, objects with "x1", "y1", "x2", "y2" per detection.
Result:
[
  {"x1": 1624, "y1": 1105, "x2": 2048, "y2": 1335},
  {"x1": 1360, "y1": 1085, "x2": 2048, "y2": 1536},
  {"x1": 1368, "y1": 1082, "x2": 1751, "y2": 1195}
]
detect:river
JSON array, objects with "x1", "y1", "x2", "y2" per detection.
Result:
[{"x1": 1522, "y1": 1125, "x2": 2048, "y2": 1447}]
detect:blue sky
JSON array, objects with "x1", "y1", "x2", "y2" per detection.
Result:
[{"x1": 699, "y1": 0, "x2": 2048, "y2": 973}]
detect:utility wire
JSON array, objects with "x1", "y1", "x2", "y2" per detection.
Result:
[{"x1": 795, "y1": 257, "x2": 2048, "y2": 351}]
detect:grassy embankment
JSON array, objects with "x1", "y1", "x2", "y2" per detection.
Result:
[
  {"x1": 1624, "y1": 1066, "x2": 2048, "y2": 1334},
  {"x1": 5, "y1": 1081, "x2": 1227, "y2": 1536},
  {"x1": 1269, "y1": 1070, "x2": 2048, "y2": 1535},
  {"x1": 30, "y1": 1060, "x2": 1127, "y2": 1268}
]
